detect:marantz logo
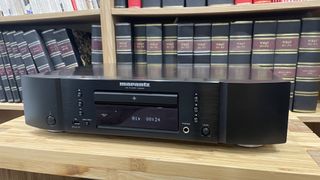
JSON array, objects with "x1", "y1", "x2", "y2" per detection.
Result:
[{"x1": 119, "y1": 82, "x2": 151, "y2": 88}]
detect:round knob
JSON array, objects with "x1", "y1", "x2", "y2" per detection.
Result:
[
  {"x1": 47, "y1": 115, "x2": 56, "y2": 125},
  {"x1": 201, "y1": 127, "x2": 210, "y2": 136}
]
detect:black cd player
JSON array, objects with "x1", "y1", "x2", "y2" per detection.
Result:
[{"x1": 22, "y1": 65, "x2": 291, "y2": 145}]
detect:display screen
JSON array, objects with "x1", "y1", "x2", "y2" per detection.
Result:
[{"x1": 96, "y1": 104, "x2": 178, "y2": 131}]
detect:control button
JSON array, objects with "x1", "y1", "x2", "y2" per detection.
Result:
[
  {"x1": 194, "y1": 97, "x2": 198, "y2": 103},
  {"x1": 194, "y1": 117, "x2": 198, "y2": 123},
  {"x1": 195, "y1": 103, "x2": 198, "y2": 107},
  {"x1": 79, "y1": 111, "x2": 83, "y2": 116},
  {"x1": 201, "y1": 127, "x2": 210, "y2": 136},
  {"x1": 73, "y1": 120, "x2": 81, "y2": 126},
  {"x1": 77, "y1": 92, "x2": 82, "y2": 98},
  {"x1": 84, "y1": 121, "x2": 90, "y2": 126},
  {"x1": 47, "y1": 115, "x2": 56, "y2": 125},
  {"x1": 194, "y1": 107, "x2": 199, "y2": 113},
  {"x1": 78, "y1": 101, "x2": 83, "y2": 107},
  {"x1": 194, "y1": 113, "x2": 198, "y2": 117}
]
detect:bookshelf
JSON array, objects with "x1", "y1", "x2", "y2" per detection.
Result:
[
  {"x1": 0, "y1": 10, "x2": 100, "y2": 24},
  {"x1": 0, "y1": 103, "x2": 24, "y2": 111},
  {"x1": 112, "y1": 1, "x2": 320, "y2": 17}
]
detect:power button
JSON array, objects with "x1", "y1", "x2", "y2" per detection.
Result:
[
  {"x1": 47, "y1": 115, "x2": 56, "y2": 125},
  {"x1": 201, "y1": 127, "x2": 210, "y2": 136}
]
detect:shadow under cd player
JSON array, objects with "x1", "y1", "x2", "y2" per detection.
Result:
[{"x1": 22, "y1": 65, "x2": 291, "y2": 145}]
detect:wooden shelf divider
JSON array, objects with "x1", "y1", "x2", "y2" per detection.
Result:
[
  {"x1": 0, "y1": 10, "x2": 100, "y2": 25},
  {"x1": 112, "y1": 1, "x2": 320, "y2": 17},
  {"x1": 0, "y1": 103, "x2": 24, "y2": 111}
]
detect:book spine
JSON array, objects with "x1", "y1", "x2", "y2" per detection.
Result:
[
  {"x1": 86, "y1": 0, "x2": 94, "y2": 9},
  {"x1": 162, "y1": 0, "x2": 184, "y2": 7},
  {"x1": 3, "y1": 32, "x2": 21, "y2": 102},
  {"x1": 92, "y1": 0, "x2": 99, "y2": 9},
  {"x1": 116, "y1": 23, "x2": 133, "y2": 64},
  {"x1": 0, "y1": 55, "x2": 12, "y2": 102},
  {"x1": 23, "y1": 30, "x2": 53, "y2": 73},
  {"x1": 210, "y1": 23, "x2": 230, "y2": 80},
  {"x1": 163, "y1": 24, "x2": 177, "y2": 78},
  {"x1": 42, "y1": 29, "x2": 66, "y2": 69},
  {"x1": 14, "y1": 31, "x2": 38, "y2": 75},
  {"x1": 186, "y1": 0, "x2": 206, "y2": 7},
  {"x1": 91, "y1": 25, "x2": 103, "y2": 65},
  {"x1": 20, "y1": 0, "x2": 33, "y2": 14},
  {"x1": 177, "y1": 23, "x2": 194, "y2": 79},
  {"x1": 146, "y1": 24, "x2": 162, "y2": 78},
  {"x1": 293, "y1": 17, "x2": 320, "y2": 112},
  {"x1": 129, "y1": 0, "x2": 142, "y2": 8},
  {"x1": 0, "y1": 78, "x2": 6, "y2": 102},
  {"x1": 142, "y1": 0, "x2": 161, "y2": 8},
  {"x1": 9, "y1": 31, "x2": 27, "y2": 100},
  {"x1": 208, "y1": 0, "x2": 234, "y2": 5},
  {"x1": 133, "y1": 24, "x2": 147, "y2": 76},
  {"x1": 53, "y1": 29, "x2": 81, "y2": 69},
  {"x1": 254, "y1": 0, "x2": 272, "y2": 3},
  {"x1": 251, "y1": 20, "x2": 277, "y2": 80},
  {"x1": 194, "y1": 23, "x2": 211, "y2": 79},
  {"x1": 71, "y1": 0, "x2": 78, "y2": 10},
  {"x1": 228, "y1": 21, "x2": 253, "y2": 80},
  {"x1": 0, "y1": 33, "x2": 14, "y2": 102},
  {"x1": 115, "y1": 0, "x2": 127, "y2": 8},
  {"x1": 235, "y1": 0, "x2": 253, "y2": 4},
  {"x1": 273, "y1": 19, "x2": 301, "y2": 110}
]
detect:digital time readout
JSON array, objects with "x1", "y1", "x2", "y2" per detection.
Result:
[{"x1": 96, "y1": 104, "x2": 178, "y2": 131}]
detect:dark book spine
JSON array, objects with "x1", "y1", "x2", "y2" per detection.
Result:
[
  {"x1": 273, "y1": 19, "x2": 301, "y2": 110},
  {"x1": 8, "y1": 31, "x2": 26, "y2": 100},
  {"x1": 14, "y1": 31, "x2": 38, "y2": 75},
  {"x1": 23, "y1": 30, "x2": 54, "y2": 73},
  {"x1": 251, "y1": 20, "x2": 277, "y2": 80},
  {"x1": 116, "y1": 23, "x2": 133, "y2": 64},
  {"x1": 208, "y1": 0, "x2": 234, "y2": 5},
  {"x1": 228, "y1": 21, "x2": 253, "y2": 80},
  {"x1": 177, "y1": 23, "x2": 194, "y2": 78},
  {"x1": 116, "y1": 23, "x2": 133, "y2": 78},
  {"x1": 0, "y1": 80, "x2": 6, "y2": 102},
  {"x1": 235, "y1": 0, "x2": 252, "y2": 4},
  {"x1": 210, "y1": 23, "x2": 230, "y2": 80},
  {"x1": 115, "y1": 0, "x2": 127, "y2": 8},
  {"x1": 42, "y1": 29, "x2": 66, "y2": 70},
  {"x1": 146, "y1": 24, "x2": 162, "y2": 78},
  {"x1": 53, "y1": 29, "x2": 82, "y2": 69},
  {"x1": 186, "y1": 0, "x2": 206, "y2": 7},
  {"x1": 293, "y1": 18, "x2": 320, "y2": 112},
  {"x1": 163, "y1": 24, "x2": 177, "y2": 78},
  {"x1": 0, "y1": 33, "x2": 14, "y2": 102},
  {"x1": 163, "y1": 0, "x2": 184, "y2": 7},
  {"x1": 3, "y1": 32, "x2": 21, "y2": 102},
  {"x1": 0, "y1": 55, "x2": 11, "y2": 102},
  {"x1": 194, "y1": 23, "x2": 211, "y2": 79},
  {"x1": 91, "y1": 25, "x2": 103, "y2": 65},
  {"x1": 142, "y1": 0, "x2": 161, "y2": 8},
  {"x1": 133, "y1": 24, "x2": 147, "y2": 76}
]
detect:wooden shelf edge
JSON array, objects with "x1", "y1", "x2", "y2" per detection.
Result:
[
  {"x1": 112, "y1": 1, "x2": 320, "y2": 16},
  {"x1": 0, "y1": 9, "x2": 100, "y2": 24},
  {"x1": 0, "y1": 103, "x2": 24, "y2": 111}
]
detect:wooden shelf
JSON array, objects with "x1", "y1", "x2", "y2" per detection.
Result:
[
  {"x1": 0, "y1": 103, "x2": 24, "y2": 111},
  {"x1": 0, "y1": 114, "x2": 320, "y2": 179},
  {"x1": 112, "y1": 1, "x2": 320, "y2": 17},
  {"x1": 0, "y1": 10, "x2": 100, "y2": 25}
]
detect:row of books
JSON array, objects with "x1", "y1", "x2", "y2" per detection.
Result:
[
  {"x1": 0, "y1": 29, "x2": 83, "y2": 103},
  {"x1": 0, "y1": 0, "x2": 100, "y2": 16},
  {"x1": 115, "y1": 0, "x2": 310, "y2": 8},
  {"x1": 115, "y1": 18, "x2": 320, "y2": 112}
]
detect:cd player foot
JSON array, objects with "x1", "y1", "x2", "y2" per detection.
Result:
[
  {"x1": 238, "y1": 144, "x2": 263, "y2": 148},
  {"x1": 47, "y1": 130, "x2": 64, "y2": 133}
]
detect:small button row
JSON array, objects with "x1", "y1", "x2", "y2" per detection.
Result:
[{"x1": 194, "y1": 93, "x2": 199, "y2": 123}]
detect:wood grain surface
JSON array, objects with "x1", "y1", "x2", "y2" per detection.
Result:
[{"x1": 0, "y1": 110, "x2": 319, "y2": 180}]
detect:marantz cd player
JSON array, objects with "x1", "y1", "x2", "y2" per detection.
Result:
[{"x1": 22, "y1": 65, "x2": 291, "y2": 145}]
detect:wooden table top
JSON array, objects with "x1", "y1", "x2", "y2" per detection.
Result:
[{"x1": 0, "y1": 112, "x2": 319, "y2": 180}]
